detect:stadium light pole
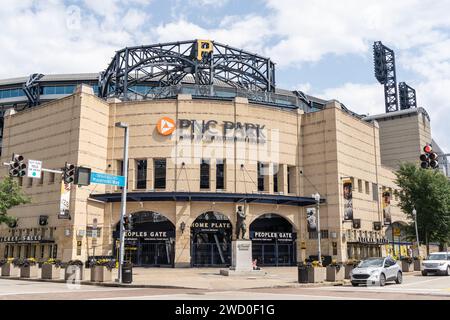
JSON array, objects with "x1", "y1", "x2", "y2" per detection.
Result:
[
  {"x1": 313, "y1": 192, "x2": 322, "y2": 266},
  {"x1": 115, "y1": 122, "x2": 129, "y2": 284}
]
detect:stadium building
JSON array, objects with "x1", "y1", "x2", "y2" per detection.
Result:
[{"x1": 0, "y1": 40, "x2": 442, "y2": 267}]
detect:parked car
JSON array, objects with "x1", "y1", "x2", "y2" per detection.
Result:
[
  {"x1": 422, "y1": 252, "x2": 450, "y2": 276},
  {"x1": 350, "y1": 257, "x2": 402, "y2": 287}
]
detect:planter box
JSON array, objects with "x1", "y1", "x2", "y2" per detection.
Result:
[
  {"x1": 20, "y1": 265, "x2": 39, "y2": 278},
  {"x1": 344, "y1": 265, "x2": 355, "y2": 279},
  {"x1": 401, "y1": 260, "x2": 414, "y2": 272},
  {"x1": 326, "y1": 265, "x2": 345, "y2": 282},
  {"x1": 307, "y1": 267, "x2": 326, "y2": 283},
  {"x1": 1, "y1": 263, "x2": 21, "y2": 277},
  {"x1": 64, "y1": 265, "x2": 83, "y2": 281},
  {"x1": 414, "y1": 260, "x2": 423, "y2": 271},
  {"x1": 90, "y1": 266, "x2": 113, "y2": 283},
  {"x1": 41, "y1": 264, "x2": 63, "y2": 280}
]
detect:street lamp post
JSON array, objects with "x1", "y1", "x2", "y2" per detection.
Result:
[
  {"x1": 115, "y1": 122, "x2": 129, "y2": 284},
  {"x1": 313, "y1": 192, "x2": 322, "y2": 266},
  {"x1": 412, "y1": 208, "x2": 420, "y2": 258}
]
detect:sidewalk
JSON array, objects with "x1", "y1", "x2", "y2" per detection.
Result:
[
  {"x1": 0, "y1": 267, "x2": 349, "y2": 290},
  {"x1": 2, "y1": 267, "x2": 422, "y2": 290}
]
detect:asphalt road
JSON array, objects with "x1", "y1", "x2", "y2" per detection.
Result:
[{"x1": 0, "y1": 273, "x2": 449, "y2": 300}]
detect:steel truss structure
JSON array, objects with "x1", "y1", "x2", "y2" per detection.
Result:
[
  {"x1": 373, "y1": 41, "x2": 398, "y2": 113},
  {"x1": 398, "y1": 82, "x2": 417, "y2": 110},
  {"x1": 98, "y1": 40, "x2": 276, "y2": 100},
  {"x1": 23, "y1": 73, "x2": 44, "y2": 108}
]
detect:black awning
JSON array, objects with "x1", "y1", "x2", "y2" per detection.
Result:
[{"x1": 90, "y1": 192, "x2": 325, "y2": 207}]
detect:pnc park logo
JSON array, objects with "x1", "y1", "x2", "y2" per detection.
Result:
[{"x1": 156, "y1": 117, "x2": 176, "y2": 136}]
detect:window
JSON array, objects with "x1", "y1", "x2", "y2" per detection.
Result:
[
  {"x1": 365, "y1": 181, "x2": 370, "y2": 195},
  {"x1": 358, "y1": 179, "x2": 363, "y2": 193},
  {"x1": 48, "y1": 172, "x2": 55, "y2": 184},
  {"x1": 308, "y1": 230, "x2": 329, "y2": 239},
  {"x1": 136, "y1": 159, "x2": 147, "y2": 189},
  {"x1": 200, "y1": 159, "x2": 210, "y2": 189},
  {"x1": 40, "y1": 245, "x2": 45, "y2": 259},
  {"x1": 216, "y1": 159, "x2": 225, "y2": 190},
  {"x1": 372, "y1": 183, "x2": 379, "y2": 201},
  {"x1": 31, "y1": 245, "x2": 36, "y2": 258},
  {"x1": 38, "y1": 172, "x2": 44, "y2": 185},
  {"x1": 18, "y1": 177, "x2": 23, "y2": 186},
  {"x1": 52, "y1": 245, "x2": 57, "y2": 259},
  {"x1": 27, "y1": 178, "x2": 33, "y2": 188},
  {"x1": 86, "y1": 227, "x2": 101, "y2": 238},
  {"x1": 154, "y1": 159, "x2": 166, "y2": 189},
  {"x1": 273, "y1": 164, "x2": 279, "y2": 193},
  {"x1": 257, "y1": 162, "x2": 265, "y2": 192},
  {"x1": 4, "y1": 245, "x2": 8, "y2": 258},
  {"x1": 287, "y1": 166, "x2": 295, "y2": 194}
]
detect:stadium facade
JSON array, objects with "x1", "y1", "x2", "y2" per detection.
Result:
[{"x1": 0, "y1": 40, "x2": 439, "y2": 267}]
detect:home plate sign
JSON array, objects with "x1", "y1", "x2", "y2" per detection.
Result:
[{"x1": 27, "y1": 159, "x2": 42, "y2": 179}]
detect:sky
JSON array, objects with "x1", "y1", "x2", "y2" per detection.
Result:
[{"x1": 0, "y1": 0, "x2": 449, "y2": 151}]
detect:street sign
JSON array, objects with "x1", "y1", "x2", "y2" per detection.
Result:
[
  {"x1": 90, "y1": 172, "x2": 126, "y2": 187},
  {"x1": 393, "y1": 227, "x2": 401, "y2": 237},
  {"x1": 27, "y1": 159, "x2": 42, "y2": 178}
]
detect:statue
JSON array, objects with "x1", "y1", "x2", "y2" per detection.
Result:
[{"x1": 235, "y1": 206, "x2": 247, "y2": 239}]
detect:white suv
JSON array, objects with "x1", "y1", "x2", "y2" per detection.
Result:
[
  {"x1": 422, "y1": 252, "x2": 450, "y2": 276},
  {"x1": 350, "y1": 257, "x2": 402, "y2": 287}
]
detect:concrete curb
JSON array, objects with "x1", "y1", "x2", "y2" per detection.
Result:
[{"x1": 0, "y1": 275, "x2": 349, "y2": 290}]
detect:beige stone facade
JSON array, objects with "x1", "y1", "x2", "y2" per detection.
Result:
[
  {"x1": 363, "y1": 108, "x2": 432, "y2": 169},
  {"x1": 0, "y1": 87, "x2": 409, "y2": 266}
]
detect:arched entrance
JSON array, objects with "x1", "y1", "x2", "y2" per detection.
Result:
[
  {"x1": 113, "y1": 211, "x2": 175, "y2": 267},
  {"x1": 250, "y1": 213, "x2": 297, "y2": 266},
  {"x1": 191, "y1": 211, "x2": 232, "y2": 267}
]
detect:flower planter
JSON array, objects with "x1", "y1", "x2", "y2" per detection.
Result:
[
  {"x1": 344, "y1": 265, "x2": 355, "y2": 279},
  {"x1": 42, "y1": 264, "x2": 62, "y2": 280},
  {"x1": 64, "y1": 265, "x2": 83, "y2": 281},
  {"x1": 1, "y1": 263, "x2": 21, "y2": 277},
  {"x1": 401, "y1": 260, "x2": 414, "y2": 272},
  {"x1": 413, "y1": 260, "x2": 423, "y2": 271},
  {"x1": 307, "y1": 267, "x2": 326, "y2": 283},
  {"x1": 20, "y1": 265, "x2": 39, "y2": 278},
  {"x1": 90, "y1": 266, "x2": 113, "y2": 283},
  {"x1": 326, "y1": 265, "x2": 345, "y2": 282}
]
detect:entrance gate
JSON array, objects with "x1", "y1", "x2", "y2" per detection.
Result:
[
  {"x1": 113, "y1": 211, "x2": 175, "y2": 267},
  {"x1": 191, "y1": 212, "x2": 232, "y2": 267},
  {"x1": 250, "y1": 213, "x2": 297, "y2": 266}
]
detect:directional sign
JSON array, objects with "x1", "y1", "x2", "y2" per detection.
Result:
[
  {"x1": 27, "y1": 160, "x2": 42, "y2": 178},
  {"x1": 90, "y1": 172, "x2": 126, "y2": 187}
]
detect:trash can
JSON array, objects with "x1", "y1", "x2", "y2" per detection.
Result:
[
  {"x1": 122, "y1": 263, "x2": 133, "y2": 284},
  {"x1": 298, "y1": 264, "x2": 308, "y2": 283}
]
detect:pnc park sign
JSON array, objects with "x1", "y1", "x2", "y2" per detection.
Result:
[{"x1": 157, "y1": 117, "x2": 267, "y2": 144}]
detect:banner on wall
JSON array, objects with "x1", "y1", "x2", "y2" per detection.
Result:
[
  {"x1": 382, "y1": 190, "x2": 392, "y2": 225},
  {"x1": 306, "y1": 208, "x2": 317, "y2": 232},
  {"x1": 59, "y1": 182, "x2": 71, "y2": 219},
  {"x1": 343, "y1": 179, "x2": 353, "y2": 221}
]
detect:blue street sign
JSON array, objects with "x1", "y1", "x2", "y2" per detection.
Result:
[{"x1": 90, "y1": 172, "x2": 126, "y2": 187}]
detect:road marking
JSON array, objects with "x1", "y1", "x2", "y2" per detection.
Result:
[{"x1": 92, "y1": 291, "x2": 377, "y2": 300}]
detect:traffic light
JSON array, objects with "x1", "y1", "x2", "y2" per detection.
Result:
[
  {"x1": 9, "y1": 154, "x2": 27, "y2": 177},
  {"x1": 63, "y1": 162, "x2": 76, "y2": 184},
  {"x1": 420, "y1": 145, "x2": 439, "y2": 169}
]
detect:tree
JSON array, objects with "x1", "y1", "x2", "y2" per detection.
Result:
[
  {"x1": 0, "y1": 176, "x2": 30, "y2": 226},
  {"x1": 395, "y1": 163, "x2": 450, "y2": 255}
]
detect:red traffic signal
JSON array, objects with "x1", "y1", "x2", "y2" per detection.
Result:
[
  {"x1": 423, "y1": 145, "x2": 432, "y2": 153},
  {"x1": 420, "y1": 145, "x2": 439, "y2": 169}
]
